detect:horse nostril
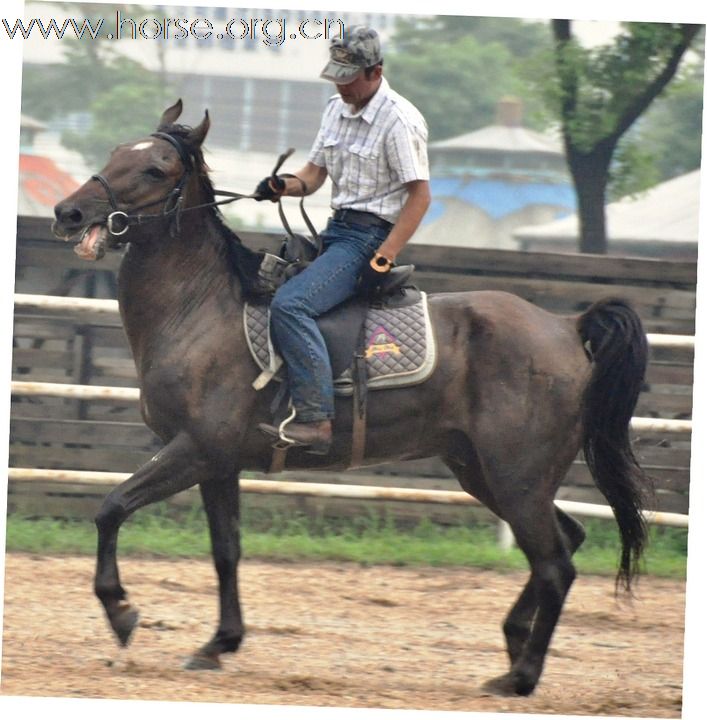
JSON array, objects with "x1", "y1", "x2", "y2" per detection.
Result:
[{"x1": 54, "y1": 203, "x2": 84, "y2": 226}]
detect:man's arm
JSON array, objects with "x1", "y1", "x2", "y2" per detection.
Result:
[
  {"x1": 376, "y1": 180, "x2": 431, "y2": 262},
  {"x1": 279, "y1": 163, "x2": 328, "y2": 197}
]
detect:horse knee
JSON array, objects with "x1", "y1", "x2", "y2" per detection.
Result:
[{"x1": 95, "y1": 492, "x2": 127, "y2": 533}]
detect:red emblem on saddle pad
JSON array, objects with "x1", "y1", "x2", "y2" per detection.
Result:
[{"x1": 366, "y1": 325, "x2": 401, "y2": 359}]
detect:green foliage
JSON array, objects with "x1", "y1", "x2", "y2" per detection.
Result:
[
  {"x1": 62, "y1": 76, "x2": 172, "y2": 166},
  {"x1": 535, "y1": 23, "x2": 702, "y2": 176},
  {"x1": 633, "y1": 62, "x2": 704, "y2": 180},
  {"x1": 607, "y1": 138, "x2": 661, "y2": 201},
  {"x1": 22, "y1": 38, "x2": 119, "y2": 121},
  {"x1": 391, "y1": 15, "x2": 552, "y2": 57},
  {"x1": 386, "y1": 17, "x2": 552, "y2": 140},
  {"x1": 21, "y1": 4, "x2": 172, "y2": 167}
]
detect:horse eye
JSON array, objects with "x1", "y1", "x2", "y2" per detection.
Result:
[{"x1": 145, "y1": 167, "x2": 167, "y2": 180}]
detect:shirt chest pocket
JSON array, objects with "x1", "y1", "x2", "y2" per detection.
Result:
[
  {"x1": 347, "y1": 142, "x2": 382, "y2": 194},
  {"x1": 322, "y1": 136, "x2": 341, "y2": 178}
]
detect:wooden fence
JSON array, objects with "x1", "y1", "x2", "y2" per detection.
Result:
[{"x1": 8, "y1": 215, "x2": 695, "y2": 520}]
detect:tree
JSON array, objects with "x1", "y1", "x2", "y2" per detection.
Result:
[
  {"x1": 636, "y1": 61, "x2": 704, "y2": 181},
  {"x1": 546, "y1": 21, "x2": 701, "y2": 253},
  {"x1": 62, "y1": 79, "x2": 172, "y2": 167},
  {"x1": 386, "y1": 17, "x2": 552, "y2": 140},
  {"x1": 21, "y1": 4, "x2": 172, "y2": 165}
]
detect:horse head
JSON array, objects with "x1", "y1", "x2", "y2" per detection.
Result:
[{"x1": 52, "y1": 99, "x2": 210, "y2": 260}]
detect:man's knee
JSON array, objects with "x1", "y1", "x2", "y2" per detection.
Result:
[{"x1": 270, "y1": 286, "x2": 310, "y2": 321}]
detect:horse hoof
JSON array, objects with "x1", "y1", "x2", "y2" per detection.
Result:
[
  {"x1": 184, "y1": 652, "x2": 222, "y2": 671},
  {"x1": 481, "y1": 672, "x2": 536, "y2": 697},
  {"x1": 111, "y1": 603, "x2": 139, "y2": 647}
]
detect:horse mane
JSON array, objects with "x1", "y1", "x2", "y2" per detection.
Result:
[{"x1": 160, "y1": 123, "x2": 266, "y2": 298}]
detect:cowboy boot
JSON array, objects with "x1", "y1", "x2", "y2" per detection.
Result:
[{"x1": 258, "y1": 419, "x2": 332, "y2": 455}]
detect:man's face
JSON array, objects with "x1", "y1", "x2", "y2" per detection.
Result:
[{"x1": 335, "y1": 66, "x2": 382, "y2": 111}]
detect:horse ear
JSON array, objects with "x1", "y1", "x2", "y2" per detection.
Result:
[
  {"x1": 187, "y1": 110, "x2": 210, "y2": 147},
  {"x1": 158, "y1": 99, "x2": 183, "y2": 130}
]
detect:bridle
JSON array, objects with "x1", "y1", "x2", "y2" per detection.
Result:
[
  {"x1": 90, "y1": 131, "x2": 320, "y2": 250},
  {"x1": 91, "y1": 132, "x2": 196, "y2": 237}
]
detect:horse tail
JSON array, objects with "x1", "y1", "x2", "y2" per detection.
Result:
[{"x1": 577, "y1": 297, "x2": 652, "y2": 592}]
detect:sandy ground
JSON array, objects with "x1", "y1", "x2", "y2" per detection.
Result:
[{"x1": 1, "y1": 552, "x2": 685, "y2": 717}]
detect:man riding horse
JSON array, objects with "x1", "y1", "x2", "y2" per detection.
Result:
[{"x1": 256, "y1": 25, "x2": 431, "y2": 455}]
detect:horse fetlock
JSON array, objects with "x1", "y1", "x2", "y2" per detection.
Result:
[
  {"x1": 94, "y1": 578, "x2": 126, "y2": 604},
  {"x1": 181, "y1": 630, "x2": 243, "y2": 671},
  {"x1": 204, "y1": 628, "x2": 244, "y2": 656}
]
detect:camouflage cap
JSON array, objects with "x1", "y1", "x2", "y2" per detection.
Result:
[{"x1": 320, "y1": 26, "x2": 382, "y2": 85}]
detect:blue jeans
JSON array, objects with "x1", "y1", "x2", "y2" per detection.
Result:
[{"x1": 269, "y1": 217, "x2": 391, "y2": 422}]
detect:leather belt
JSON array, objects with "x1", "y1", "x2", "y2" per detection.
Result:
[{"x1": 333, "y1": 208, "x2": 393, "y2": 230}]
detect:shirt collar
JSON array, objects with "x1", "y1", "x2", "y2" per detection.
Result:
[{"x1": 340, "y1": 76, "x2": 390, "y2": 123}]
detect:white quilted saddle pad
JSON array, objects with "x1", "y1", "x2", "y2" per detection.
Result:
[{"x1": 244, "y1": 291, "x2": 437, "y2": 395}]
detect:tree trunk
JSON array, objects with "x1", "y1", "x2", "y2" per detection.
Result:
[
  {"x1": 551, "y1": 20, "x2": 701, "y2": 255},
  {"x1": 567, "y1": 147, "x2": 613, "y2": 254}
]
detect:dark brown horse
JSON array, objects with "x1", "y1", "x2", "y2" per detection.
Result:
[{"x1": 52, "y1": 100, "x2": 651, "y2": 697}]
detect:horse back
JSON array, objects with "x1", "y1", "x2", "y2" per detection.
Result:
[{"x1": 429, "y1": 289, "x2": 588, "y2": 371}]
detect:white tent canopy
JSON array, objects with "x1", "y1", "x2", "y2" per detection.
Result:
[{"x1": 514, "y1": 169, "x2": 701, "y2": 247}]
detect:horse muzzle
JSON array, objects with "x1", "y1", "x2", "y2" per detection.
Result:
[{"x1": 53, "y1": 202, "x2": 127, "y2": 261}]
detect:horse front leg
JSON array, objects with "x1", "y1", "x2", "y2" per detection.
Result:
[
  {"x1": 184, "y1": 474, "x2": 244, "y2": 670},
  {"x1": 94, "y1": 431, "x2": 212, "y2": 647}
]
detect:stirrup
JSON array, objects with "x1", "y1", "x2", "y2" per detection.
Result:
[{"x1": 271, "y1": 404, "x2": 297, "y2": 449}]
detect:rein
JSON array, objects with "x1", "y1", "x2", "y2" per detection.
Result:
[{"x1": 91, "y1": 136, "x2": 319, "y2": 252}]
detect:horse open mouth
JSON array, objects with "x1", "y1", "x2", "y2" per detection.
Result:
[{"x1": 74, "y1": 224, "x2": 108, "y2": 261}]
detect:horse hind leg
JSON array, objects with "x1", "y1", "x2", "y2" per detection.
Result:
[
  {"x1": 500, "y1": 508, "x2": 585, "y2": 666},
  {"x1": 481, "y1": 499, "x2": 578, "y2": 697},
  {"x1": 444, "y1": 446, "x2": 538, "y2": 666},
  {"x1": 94, "y1": 431, "x2": 212, "y2": 648},
  {"x1": 445, "y1": 438, "x2": 583, "y2": 696},
  {"x1": 184, "y1": 474, "x2": 245, "y2": 670}
]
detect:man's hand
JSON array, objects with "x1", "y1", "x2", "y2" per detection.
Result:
[{"x1": 254, "y1": 175, "x2": 286, "y2": 202}]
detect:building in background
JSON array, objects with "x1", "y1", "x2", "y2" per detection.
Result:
[
  {"x1": 412, "y1": 97, "x2": 576, "y2": 249},
  {"x1": 513, "y1": 169, "x2": 700, "y2": 260},
  {"x1": 18, "y1": 114, "x2": 79, "y2": 217}
]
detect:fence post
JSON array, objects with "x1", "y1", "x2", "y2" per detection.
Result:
[{"x1": 497, "y1": 520, "x2": 515, "y2": 551}]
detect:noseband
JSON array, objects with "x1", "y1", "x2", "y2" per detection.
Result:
[{"x1": 90, "y1": 131, "x2": 194, "y2": 238}]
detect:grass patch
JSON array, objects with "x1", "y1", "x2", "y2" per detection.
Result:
[{"x1": 4, "y1": 505, "x2": 687, "y2": 579}]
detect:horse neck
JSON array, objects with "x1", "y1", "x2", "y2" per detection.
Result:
[{"x1": 117, "y1": 207, "x2": 244, "y2": 349}]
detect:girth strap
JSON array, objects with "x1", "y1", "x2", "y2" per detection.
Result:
[{"x1": 350, "y1": 328, "x2": 369, "y2": 469}]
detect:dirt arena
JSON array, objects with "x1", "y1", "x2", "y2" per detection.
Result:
[{"x1": 1, "y1": 552, "x2": 685, "y2": 716}]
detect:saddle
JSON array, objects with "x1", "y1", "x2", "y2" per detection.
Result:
[{"x1": 244, "y1": 256, "x2": 437, "y2": 471}]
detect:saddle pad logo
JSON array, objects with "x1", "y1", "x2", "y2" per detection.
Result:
[{"x1": 366, "y1": 325, "x2": 401, "y2": 359}]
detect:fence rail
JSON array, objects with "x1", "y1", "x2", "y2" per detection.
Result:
[
  {"x1": 12, "y1": 292, "x2": 698, "y2": 351},
  {"x1": 7, "y1": 468, "x2": 689, "y2": 528},
  {"x1": 9, "y1": 380, "x2": 693, "y2": 435}
]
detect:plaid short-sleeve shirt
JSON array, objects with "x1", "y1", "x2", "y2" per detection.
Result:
[{"x1": 309, "y1": 77, "x2": 429, "y2": 224}]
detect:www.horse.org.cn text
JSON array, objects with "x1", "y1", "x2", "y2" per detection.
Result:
[{"x1": 2, "y1": 13, "x2": 346, "y2": 46}]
